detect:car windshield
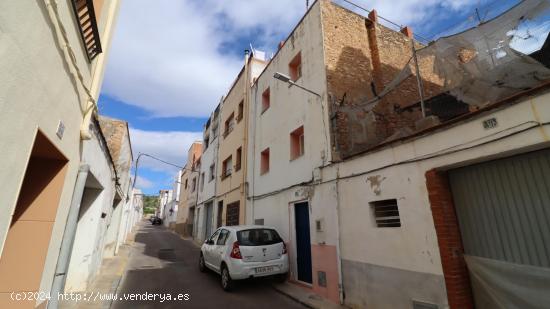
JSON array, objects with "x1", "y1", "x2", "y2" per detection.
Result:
[{"x1": 237, "y1": 229, "x2": 282, "y2": 246}]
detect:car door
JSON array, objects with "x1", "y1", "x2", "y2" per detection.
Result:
[
  {"x1": 203, "y1": 229, "x2": 221, "y2": 268},
  {"x1": 211, "y1": 229, "x2": 230, "y2": 272}
]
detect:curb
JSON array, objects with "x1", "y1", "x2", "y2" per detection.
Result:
[{"x1": 272, "y1": 284, "x2": 316, "y2": 309}]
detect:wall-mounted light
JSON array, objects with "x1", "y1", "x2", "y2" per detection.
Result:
[{"x1": 273, "y1": 72, "x2": 321, "y2": 97}]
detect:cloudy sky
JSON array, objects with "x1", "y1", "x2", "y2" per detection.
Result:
[{"x1": 98, "y1": 0, "x2": 525, "y2": 195}]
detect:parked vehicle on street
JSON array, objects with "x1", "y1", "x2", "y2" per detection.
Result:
[
  {"x1": 199, "y1": 226, "x2": 289, "y2": 291},
  {"x1": 150, "y1": 216, "x2": 162, "y2": 225}
]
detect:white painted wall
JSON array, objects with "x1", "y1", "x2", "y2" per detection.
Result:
[
  {"x1": 198, "y1": 117, "x2": 220, "y2": 206},
  {"x1": 65, "y1": 121, "x2": 117, "y2": 292},
  {"x1": 326, "y1": 92, "x2": 550, "y2": 275},
  {"x1": 247, "y1": 0, "x2": 330, "y2": 226},
  {"x1": 0, "y1": 0, "x2": 120, "y2": 303}
]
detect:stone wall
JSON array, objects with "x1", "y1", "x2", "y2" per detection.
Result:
[{"x1": 321, "y1": 1, "x2": 444, "y2": 159}]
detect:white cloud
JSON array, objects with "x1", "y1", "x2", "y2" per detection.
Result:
[
  {"x1": 103, "y1": 0, "x2": 484, "y2": 118},
  {"x1": 135, "y1": 175, "x2": 154, "y2": 189},
  {"x1": 102, "y1": 0, "x2": 304, "y2": 118},
  {"x1": 129, "y1": 128, "x2": 202, "y2": 173}
]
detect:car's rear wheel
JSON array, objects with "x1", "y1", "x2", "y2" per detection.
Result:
[
  {"x1": 199, "y1": 254, "x2": 206, "y2": 272},
  {"x1": 221, "y1": 265, "x2": 232, "y2": 291}
]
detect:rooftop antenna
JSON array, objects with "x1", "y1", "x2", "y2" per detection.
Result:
[{"x1": 306, "y1": 0, "x2": 309, "y2": 10}]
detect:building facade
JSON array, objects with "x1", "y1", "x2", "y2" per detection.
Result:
[
  {"x1": 0, "y1": 0, "x2": 122, "y2": 307},
  {"x1": 193, "y1": 106, "x2": 222, "y2": 242},
  {"x1": 246, "y1": 0, "x2": 550, "y2": 307},
  {"x1": 175, "y1": 142, "x2": 202, "y2": 237},
  {"x1": 216, "y1": 52, "x2": 267, "y2": 230}
]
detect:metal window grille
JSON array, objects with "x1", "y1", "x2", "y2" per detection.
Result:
[{"x1": 371, "y1": 199, "x2": 401, "y2": 227}]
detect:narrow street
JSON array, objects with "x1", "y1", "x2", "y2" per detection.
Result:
[{"x1": 112, "y1": 221, "x2": 307, "y2": 309}]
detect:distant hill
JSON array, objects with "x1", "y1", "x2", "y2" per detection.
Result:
[{"x1": 143, "y1": 195, "x2": 159, "y2": 214}]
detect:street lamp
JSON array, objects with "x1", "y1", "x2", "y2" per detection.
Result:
[{"x1": 273, "y1": 72, "x2": 321, "y2": 97}]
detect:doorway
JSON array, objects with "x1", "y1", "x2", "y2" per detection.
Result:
[
  {"x1": 0, "y1": 131, "x2": 68, "y2": 305},
  {"x1": 294, "y1": 202, "x2": 312, "y2": 284},
  {"x1": 226, "y1": 201, "x2": 240, "y2": 226},
  {"x1": 205, "y1": 202, "x2": 213, "y2": 239},
  {"x1": 217, "y1": 201, "x2": 223, "y2": 228}
]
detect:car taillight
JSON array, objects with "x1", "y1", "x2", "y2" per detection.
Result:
[
  {"x1": 282, "y1": 242, "x2": 287, "y2": 255},
  {"x1": 230, "y1": 241, "x2": 242, "y2": 259}
]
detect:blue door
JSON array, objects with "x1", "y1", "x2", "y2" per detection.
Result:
[{"x1": 294, "y1": 202, "x2": 312, "y2": 283}]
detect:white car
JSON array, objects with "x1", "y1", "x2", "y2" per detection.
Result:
[{"x1": 199, "y1": 225, "x2": 289, "y2": 291}]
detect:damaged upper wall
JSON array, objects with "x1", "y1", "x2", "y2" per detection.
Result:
[
  {"x1": 322, "y1": 0, "x2": 550, "y2": 160},
  {"x1": 98, "y1": 115, "x2": 133, "y2": 191},
  {"x1": 320, "y1": 1, "x2": 446, "y2": 159}
]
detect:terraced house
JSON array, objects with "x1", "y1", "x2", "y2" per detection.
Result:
[
  {"x1": 0, "y1": 1, "x2": 144, "y2": 308},
  {"x1": 244, "y1": 0, "x2": 550, "y2": 307},
  {"x1": 214, "y1": 52, "x2": 267, "y2": 229}
]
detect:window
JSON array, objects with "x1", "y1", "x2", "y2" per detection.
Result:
[
  {"x1": 289, "y1": 51, "x2": 302, "y2": 81},
  {"x1": 222, "y1": 156, "x2": 232, "y2": 179},
  {"x1": 237, "y1": 100, "x2": 244, "y2": 122},
  {"x1": 261, "y1": 148, "x2": 270, "y2": 175},
  {"x1": 208, "y1": 229, "x2": 221, "y2": 243},
  {"x1": 209, "y1": 164, "x2": 215, "y2": 181},
  {"x1": 192, "y1": 177, "x2": 197, "y2": 192},
  {"x1": 262, "y1": 88, "x2": 270, "y2": 113},
  {"x1": 224, "y1": 113, "x2": 235, "y2": 138},
  {"x1": 370, "y1": 199, "x2": 401, "y2": 227},
  {"x1": 184, "y1": 179, "x2": 188, "y2": 190},
  {"x1": 290, "y1": 126, "x2": 305, "y2": 160},
  {"x1": 200, "y1": 172, "x2": 205, "y2": 191},
  {"x1": 235, "y1": 147, "x2": 242, "y2": 171},
  {"x1": 217, "y1": 229, "x2": 230, "y2": 245},
  {"x1": 237, "y1": 229, "x2": 282, "y2": 246}
]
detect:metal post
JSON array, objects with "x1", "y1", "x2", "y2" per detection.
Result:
[
  {"x1": 411, "y1": 41, "x2": 426, "y2": 117},
  {"x1": 49, "y1": 164, "x2": 90, "y2": 309}
]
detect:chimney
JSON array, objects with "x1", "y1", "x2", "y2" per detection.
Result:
[
  {"x1": 368, "y1": 9, "x2": 378, "y2": 24},
  {"x1": 400, "y1": 26, "x2": 413, "y2": 39},
  {"x1": 366, "y1": 9, "x2": 382, "y2": 94},
  {"x1": 278, "y1": 41, "x2": 285, "y2": 50}
]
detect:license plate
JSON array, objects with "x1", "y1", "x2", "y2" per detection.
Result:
[{"x1": 255, "y1": 266, "x2": 274, "y2": 274}]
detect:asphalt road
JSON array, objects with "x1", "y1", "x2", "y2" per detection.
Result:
[{"x1": 112, "y1": 221, "x2": 307, "y2": 309}]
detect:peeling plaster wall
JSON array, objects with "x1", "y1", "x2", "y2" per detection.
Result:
[
  {"x1": 0, "y1": 0, "x2": 120, "y2": 305},
  {"x1": 65, "y1": 121, "x2": 116, "y2": 292},
  {"x1": 324, "y1": 91, "x2": 550, "y2": 308}
]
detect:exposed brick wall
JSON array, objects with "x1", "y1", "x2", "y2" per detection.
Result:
[
  {"x1": 321, "y1": 1, "x2": 445, "y2": 159},
  {"x1": 425, "y1": 169, "x2": 474, "y2": 309}
]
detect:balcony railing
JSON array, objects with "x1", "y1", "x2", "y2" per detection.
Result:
[{"x1": 71, "y1": 0, "x2": 102, "y2": 61}]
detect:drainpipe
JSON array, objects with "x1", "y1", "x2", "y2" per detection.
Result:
[
  {"x1": 242, "y1": 49, "x2": 250, "y2": 224},
  {"x1": 48, "y1": 164, "x2": 90, "y2": 309},
  {"x1": 334, "y1": 166, "x2": 345, "y2": 305}
]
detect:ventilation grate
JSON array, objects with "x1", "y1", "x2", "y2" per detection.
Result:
[{"x1": 370, "y1": 199, "x2": 401, "y2": 227}]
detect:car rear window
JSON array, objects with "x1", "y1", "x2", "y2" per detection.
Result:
[{"x1": 237, "y1": 229, "x2": 282, "y2": 246}]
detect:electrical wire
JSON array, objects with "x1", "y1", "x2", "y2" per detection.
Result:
[
  {"x1": 43, "y1": 0, "x2": 98, "y2": 116},
  {"x1": 250, "y1": 121, "x2": 549, "y2": 200}
]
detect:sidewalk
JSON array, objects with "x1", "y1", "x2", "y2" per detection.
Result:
[
  {"x1": 59, "y1": 240, "x2": 133, "y2": 309},
  {"x1": 272, "y1": 282, "x2": 349, "y2": 309}
]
